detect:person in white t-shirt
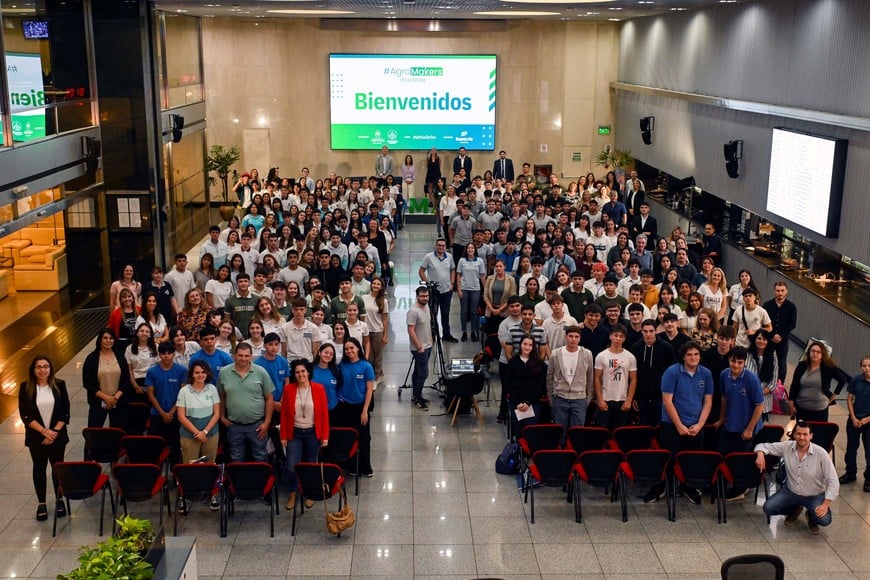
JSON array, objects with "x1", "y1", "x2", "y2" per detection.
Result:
[
  {"x1": 732, "y1": 288, "x2": 772, "y2": 348},
  {"x1": 593, "y1": 324, "x2": 638, "y2": 431}
]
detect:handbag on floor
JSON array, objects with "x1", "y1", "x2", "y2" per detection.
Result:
[{"x1": 321, "y1": 463, "x2": 355, "y2": 535}]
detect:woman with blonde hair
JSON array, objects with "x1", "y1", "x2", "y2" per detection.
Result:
[
  {"x1": 175, "y1": 288, "x2": 208, "y2": 342},
  {"x1": 698, "y1": 267, "x2": 728, "y2": 322},
  {"x1": 362, "y1": 277, "x2": 389, "y2": 383}
]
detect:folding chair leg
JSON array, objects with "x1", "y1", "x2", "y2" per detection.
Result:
[
  {"x1": 620, "y1": 474, "x2": 628, "y2": 523},
  {"x1": 274, "y1": 487, "x2": 280, "y2": 515},
  {"x1": 108, "y1": 486, "x2": 116, "y2": 531},
  {"x1": 529, "y1": 483, "x2": 535, "y2": 524},
  {"x1": 290, "y1": 492, "x2": 298, "y2": 536},
  {"x1": 219, "y1": 487, "x2": 227, "y2": 538},
  {"x1": 720, "y1": 478, "x2": 727, "y2": 524},
  {"x1": 568, "y1": 479, "x2": 582, "y2": 524},
  {"x1": 471, "y1": 399, "x2": 484, "y2": 425},
  {"x1": 446, "y1": 395, "x2": 458, "y2": 414},
  {"x1": 269, "y1": 496, "x2": 275, "y2": 538},
  {"x1": 355, "y1": 454, "x2": 360, "y2": 496},
  {"x1": 52, "y1": 505, "x2": 58, "y2": 538}
]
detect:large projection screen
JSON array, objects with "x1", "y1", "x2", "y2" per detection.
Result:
[
  {"x1": 766, "y1": 127, "x2": 847, "y2": 238},
  {"x1": 329, "y1": 54, "x2": 496, "y2": 150}
]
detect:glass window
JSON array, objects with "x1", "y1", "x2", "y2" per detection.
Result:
[
  {"x1": 1, "y1": 0, "x2": 94, "y2": 145},
  {"x1": 167, "y1": 129, "x2": 208, "y2": 249},
  {"x1": 161, "y1": 14, "x2": 203, "y2": 110}
]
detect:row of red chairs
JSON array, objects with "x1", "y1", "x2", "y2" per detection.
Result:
[
  {"x1": 516, "y1": 422, "x2": 834, "y2": 525},
  {"x1": 53, "y1": 427, "x2": 364, "y2": 539},
  {"x1": 524, "y1": 448, "x2": 770, "y2": 525}
]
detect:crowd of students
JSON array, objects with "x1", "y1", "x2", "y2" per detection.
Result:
[{"x1": 17, "y1": 159, "x2": 870, "y2": 531}]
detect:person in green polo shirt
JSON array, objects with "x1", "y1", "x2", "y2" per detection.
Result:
[{"x1": 218, "y1": 343, "x2": 275, "y2": 462}]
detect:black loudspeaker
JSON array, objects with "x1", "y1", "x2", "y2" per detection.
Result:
[
  {"x1": 83, "y1": 136, "x2": 101, "y2": 175},
  {"x1": 640, "y1": 116, "x2": 654, "y2": 145},
  {"x1": 171, "y1": 114, "x2": 185, "y2": 143},
  {"x1": 724, "y1": 140, "x2": 743, "y2": 179}
]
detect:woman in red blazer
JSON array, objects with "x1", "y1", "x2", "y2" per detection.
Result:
[
  {"x1": 19, "y1": 356, "x2": 70, "y2": 522},
  {"x1": 280, "y1": 359, "x2": 329, "y2": 510}
]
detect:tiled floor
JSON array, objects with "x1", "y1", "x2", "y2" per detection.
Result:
[{"x1": 0, "y1": 223, "x2": 868, "y2": 579}]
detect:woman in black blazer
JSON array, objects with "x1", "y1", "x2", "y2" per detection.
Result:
[
  {"x1": 19, "y1": 356, "x2": 70, "y2": 521},
  {"x1": 82, "y1": 327, "x2": 131, "y2": 431}
]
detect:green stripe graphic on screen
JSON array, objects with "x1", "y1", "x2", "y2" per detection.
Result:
[{"x1": 489, "y1": 68, "x2": 496, "y2": 112}]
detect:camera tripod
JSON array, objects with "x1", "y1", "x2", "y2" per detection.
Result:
[{"x1": 398, "y1": 282, "x2": 448, "y2": 399}]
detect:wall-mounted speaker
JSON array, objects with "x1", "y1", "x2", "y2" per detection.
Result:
[
  {"x1": 724, "y1": 140, "x2": 743, "y2": 179},
  {"x1": 170, "y1": 114, "x2": 185, "y2": 143},
  {"x1": 640, "y1": 116, "x2": 655, "y2": 145}
]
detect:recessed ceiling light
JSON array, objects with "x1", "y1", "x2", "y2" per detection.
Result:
[
  {"x1": 586, "y1": 11, "x2": 600, "y2": 15},
  {"x1": 608, "y1": 7, "x2": 623, "y2": 10},
  {"x1": 608, "y1": 18, "x2": 621, "y2": 21},
  {"x1": 176, "y1": 8, "x2": 187, "y2": 12},
  {"x1": 638, "y1": 1, "x2": 654, "y2": 4},
  {"x1": 670, "y1": 7, "x2": 687, "y2": 10},
  {"x1": 266, "y1": 9, "x2": 355, "y2": 15},
  {"x1": 474, "y1": 10, "x2": 561, "y2": 16}
]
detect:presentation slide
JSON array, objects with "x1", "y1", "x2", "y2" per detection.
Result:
[
  {"x1": 766, "y1": 127, "x2": 847, "y2": 238},
  {"x1": 329, "y1": 54, "x2": 496, "y2": 150}
]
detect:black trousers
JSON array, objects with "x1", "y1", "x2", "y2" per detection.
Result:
[
  {"x1": 29, "y1": 442, "x2": 66, "y2": 503},
  {"x1": 334, "y1": 402, "x2": 372, "y2": 474},
  {"x1": 148, "y1": 416, "x2": 182, "y2": 468}
]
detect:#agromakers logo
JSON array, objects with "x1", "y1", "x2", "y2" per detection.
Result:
[{"x1": 355, "y1": 64, "x2": 471, "y2": 111}]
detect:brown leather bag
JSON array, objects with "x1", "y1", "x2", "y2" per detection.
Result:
[{"x1": 321, "y1": 463, "x2": 355, "y2": 535}]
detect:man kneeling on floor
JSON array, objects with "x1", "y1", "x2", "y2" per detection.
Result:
[{"x1": 754, "y1": 420, "x2": 840, "y2": 535}]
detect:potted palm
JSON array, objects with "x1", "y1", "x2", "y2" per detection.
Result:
[
  {"x1": 594, "y1": 145, "x2": 634, "y2": 173},
  {"x1": 206, "y1": 144, "x2": 241, "y2": 221}
]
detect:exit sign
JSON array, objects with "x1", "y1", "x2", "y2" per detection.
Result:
[{"x1": 598, "y1": 125, "x2": 611, "y2": 135}]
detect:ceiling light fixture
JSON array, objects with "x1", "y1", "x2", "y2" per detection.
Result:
[
  {"x1": 504, "y1": 0, "x2": 613, "y2": 3},
  {"x1": 474, "y1": 10, "x2": 561, "y2": 16},
  {"x1": 266, "y1": 9, "x2": 356, "y2": 15}
]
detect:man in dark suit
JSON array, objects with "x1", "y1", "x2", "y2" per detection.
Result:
[
  {"x1": 492, "y1": 150, "x2": 515, "y2": 182},
  {"x1": 630, "y1": 201, "x2": 658, "y2": 241},
  {"x1": 453, "y1": 147, "x2": 472, "y2": 176}
]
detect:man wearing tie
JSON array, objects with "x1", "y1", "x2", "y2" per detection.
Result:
[
  {"x1": 375, "y1": 145, "x2": 393, "y2": 186},
  {"x1": 452, "y1": 147, "x2": 472, "y2": 176},
  {"x1": 493, "y1": 150, "x2": 515, "y2": 183}
]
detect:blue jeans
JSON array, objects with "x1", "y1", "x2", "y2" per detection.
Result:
[
  {"x1": 459, "y1": 290, "x2": 481, "y2": 332},
  {"x1": 411, "y1": 348, "x2": 431, "y2": 400},
  {"x1": 284, "y1": 427, "x2": 321, "y2": 489},
  {"x1": 226, "y1": 421, "x2": 268, "y2": 463},
  {"x1": 430, "y1": 288, "x2": 452, "y2": 337},
  {"x1": 763, "y1": 485, "x2": 833, "y2": 526},
  {"x1": 550, "y1": 395, "x2": 587, "y2": 432}
]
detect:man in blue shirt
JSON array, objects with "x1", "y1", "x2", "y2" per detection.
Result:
[
  {"x1": 716, "y1": 347, "x2": 765, "y2": 501},
  {"x1": 255, "y1": 332, "x2": 290, "y2": 466},
  {"x1": 144, "y1": 342, "x2": 188, "y2": 466},
  {"x1": 644, "y1": 341, "x2": 714, "y2": 505}
]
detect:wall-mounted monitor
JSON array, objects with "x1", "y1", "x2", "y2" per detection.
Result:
[
  {"x1": 22, "y1": 20, "x2": 49, "y2": 40},
  {"x1": 766, "y1": 127, "x2": 847, "y2": 238},
  {"x1": 329, "y1": 53, "x2": 496, "y2": 150}
]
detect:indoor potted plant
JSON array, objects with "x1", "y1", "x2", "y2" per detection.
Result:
[
  {"x1": 58, "y1": 516, "x2": 157, "y2": 580},
  {"x1": 595, "y1": 145, "x2": 634, "y2": 174},
  {"x1": 206, "y1": 143, "x2": 241, "y2": 222}
]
